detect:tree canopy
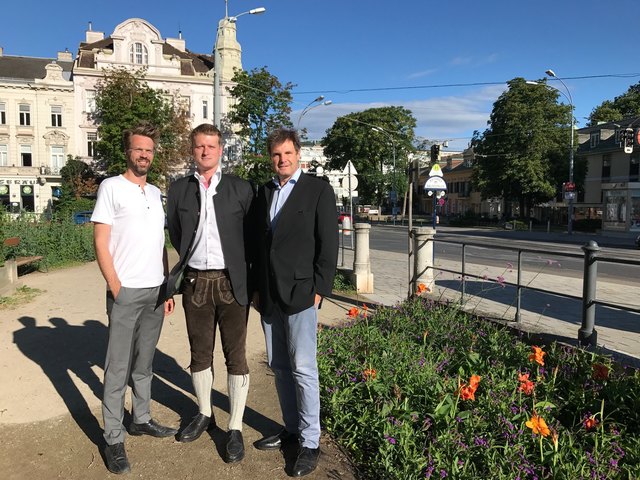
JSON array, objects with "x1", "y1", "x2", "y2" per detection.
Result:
[
  {"x1": 227, "y1": 66, "x2": 294, "y2": 186},
  {"x1": 93, "y1": 68, "x2": 191, "y2": 187},
  {"x1": 322, "y1": 106, "x2": 416, "y2": 207},
  {"x1": 588, "y1": 82, "x2": 640, "y2": 125},
  {"x1": 472, "y1": 77, "x2": 585, "y2": 217}
]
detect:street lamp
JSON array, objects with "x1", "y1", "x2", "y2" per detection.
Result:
[
  {"x1": 526, "y1": 70, "x2": 575, "y2": 235},
  {"x1": 296, "y1": 96, "x2": 333, "y2": 130},
  {"x1": 213, "y1": 3, "x2": 265, "y2": 128}
]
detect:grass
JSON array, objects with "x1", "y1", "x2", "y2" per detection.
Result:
[
  {"x1": 318, "y1": 296, "x2": 640, "y2": 479},
  {"x1": 0, "y1": 285, "x2": 44, "y2": 309}
]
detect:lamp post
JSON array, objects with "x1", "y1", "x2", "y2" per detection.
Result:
[
  {"x1": 213, "y1": 2, "x2": 265, "y2": 129},
  {"x1": 296, "y1": 96, "x2": 332, "y2": 130},
  {"x1": 526, "y1": 70, "x2": 575, "y2": 235}
]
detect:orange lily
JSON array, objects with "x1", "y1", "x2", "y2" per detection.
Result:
[
  {"x1": 363, "y1": 368, "x2": 376, "y2": 381},
  {"x1": 584, "y1": 416, "x2": 598, "y2": 431},
  {"x1": 592, "y1": 363, "x2": 609, "y2": 381},
  {"x1": 457, "y1": 374, "x2": 481, "y2": 401},
  {"x1": 526, "y1": 414, "x2": 550, "y2": 437},
  {"x1": 528, "y1": 346, "x2": 546, "y2": 366},
  {"x1": 347, "y1": 307, "x2": 359, "y2": 318},
  {"x1": 416, "y1": 283, "x2": 429, "y2": 294},
  {"x1": 518, "y1": 372, "x2": 535, "y2": 395}
]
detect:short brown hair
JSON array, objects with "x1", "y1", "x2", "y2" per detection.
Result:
[
  {"x1": 122, "y1": 121, "x2": 160, "y2": 151},
  {"x1": 267, "y1": 128, "x2": 301, "y2": 155},
  {"x1": 190, "y1": 123, "x2": 224, "y2": 150}
]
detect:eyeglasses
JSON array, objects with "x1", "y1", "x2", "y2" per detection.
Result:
[{"x1": 128, "y1": 147, "x2": 154, "y2": 155}]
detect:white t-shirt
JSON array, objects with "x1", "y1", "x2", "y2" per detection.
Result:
[{"x1": 91, "y1": 175, "x2": 165, "y2": 288}]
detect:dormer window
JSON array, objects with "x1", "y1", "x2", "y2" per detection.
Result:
[
  {"x1": 590, "y1": 131, "x2": 600, "y2": 148},
  {"x1": 129, "y1": 43, "x2": 148, "y2": 64}
]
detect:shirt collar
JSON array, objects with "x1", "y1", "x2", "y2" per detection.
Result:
[
  {"x1": 272, "y1": 168, "x2": 302, "y2": 189},
  {"x1": 194, "y1": 168, "x2": 222, "y2": 189}
]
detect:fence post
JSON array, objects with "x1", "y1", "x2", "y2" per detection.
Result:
[
  {"x1": 412, "y1": 227, "x2": 436, "y2": 294},
  {"x1": 578, "y1": 240, "x2": 600, "y2": 347},
  {"x1": 350, "y1": 223, "x2": 374, "y2": 294}
]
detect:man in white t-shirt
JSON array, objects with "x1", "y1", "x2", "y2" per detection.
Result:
[{"x1": 92, "y1": 122, "x2": 177, "y2": 475}]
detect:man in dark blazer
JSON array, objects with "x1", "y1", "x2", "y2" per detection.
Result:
[
  {"x1": 253, "y1": 128, "x2": 338, "y2": 477},
  {"x1": 166, "y1": 123, "x2": 254, "y2": 463}
]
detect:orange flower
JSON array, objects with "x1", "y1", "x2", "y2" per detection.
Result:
[
  {"x1": 526, "y1": 414, "x2": 550, "y2": 437},
  {"x1": 416, "y1": 283, "x2": 430, "y2": 294},
  {"x1": 518, "y1": 372, "x2": 535, "y2": 395},
  {"x1": 528, "y1": 346, "x2": 546, "y2": 366},
  {"x1": 347, "y1": 307, "x2": 359, "y2": 318},
  {"x1": 584, "y1": 416, "x2": 598, "y2": 431},
  {"x1": 592, "y1": 363, "x2": 609, "y2": 381},
  {"x1": 363, "y1": 368, "x2": 376, "y2": 381},
  {"x1": 362, "y1": 303, "x2": 369, "y2": 313},
  {"x1": 457, "y1": 374, "x2": 481, "y2": 401}
]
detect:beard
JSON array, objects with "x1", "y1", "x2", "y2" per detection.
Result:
[{"x1": 128, "y1": 159, "x2": 151, "y2": 176}]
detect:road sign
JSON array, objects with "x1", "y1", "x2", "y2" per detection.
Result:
[
  {"x1": 424, "y1": 176, "x2": 447, "y2": 190},
  {"x1": 564, "y1": 191, "x2": 576, "y2": 200}
]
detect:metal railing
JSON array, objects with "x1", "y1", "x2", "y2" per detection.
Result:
[{"x1": 432, "y1": 238, "x2": 640, "y2": 347}]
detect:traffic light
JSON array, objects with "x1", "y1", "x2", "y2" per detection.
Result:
[
  {"x1": 624, "y1": 127, "x2": 634, "y2": 154},
  {"x1": 430, "y1": 144, "x2": 440, "y2": 162}
]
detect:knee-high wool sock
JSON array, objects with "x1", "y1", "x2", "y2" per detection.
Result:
[
  {"x1": 227, "y1": 374, "x2": 249, "y2": 431},
  {"x1": 192, "y1": 368, "x2": 213, "y2": 417}
]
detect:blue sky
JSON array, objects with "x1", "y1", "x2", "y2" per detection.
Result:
[{"x1": 3, "y1": 0, "x2": 640, "y2": 150}]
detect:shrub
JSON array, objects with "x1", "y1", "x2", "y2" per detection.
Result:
[{"x1": 318, "y1": 297, "x2": 640, "y2": 479}]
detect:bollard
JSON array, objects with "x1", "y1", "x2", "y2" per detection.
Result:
[
  {"x1": 412, "y1": 227, "x2": 436, "y2": 294},
  {"x1": 578, "y1": 240, "x2": 600, "y2": 347},
  {"x1": 350, "y1": 223, "x2": 374, "y2": 293}
]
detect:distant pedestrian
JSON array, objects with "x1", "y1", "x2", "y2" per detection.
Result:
[
  {"x1": 166, "y1": 123, "x2": 254, "y2": 463},
  {"x1": 92, "y1": 122, "x2": 177, "y2": 475},
  {"x1": 252, "y1": 128, "x2": 338, "y2": 477}
]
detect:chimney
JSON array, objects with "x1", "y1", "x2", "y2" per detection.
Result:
[
  {"x1": 57, "y1": 48, "x2": 73, "y2": 62},
  {"x1": 166, "y1": 35, "x2": 186, "y2": 52},
  {"x1": 86, "y1": 21, "x2": 104, "y2": 43}
]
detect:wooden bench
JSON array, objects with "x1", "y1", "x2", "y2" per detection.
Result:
[{"x1": 3, "y1": 237, "x2": 44, "y2": 269}]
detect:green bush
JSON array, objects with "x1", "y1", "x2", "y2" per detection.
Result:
[
  {"x1": 318, "y1": 297, "x2": 640, "y2": 479},
  {"x1": 0, "y1": 211, "x2": 95, "y2": 269}
]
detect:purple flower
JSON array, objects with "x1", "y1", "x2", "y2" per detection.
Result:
[
  {"x1": 384, "y1": 434, "x2": 396, "y2": 445},
  {"x1": 440, "y1": 469, "x2": 447, "y2": 478}
]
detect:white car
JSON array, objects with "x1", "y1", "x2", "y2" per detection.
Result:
[{"x1": 368, "y1": 208, "x2": 379, "y2": 215}]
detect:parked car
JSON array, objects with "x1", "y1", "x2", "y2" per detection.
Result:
[
  {"x1": 338, "y1": 212, "x2": 351, "y2": 224},
  {"x1": 635, "y1": 234, "x2": 640, "y2": 248},
  {"x1": 72, "y1": 211, "x2": 93, "y2": 225}
]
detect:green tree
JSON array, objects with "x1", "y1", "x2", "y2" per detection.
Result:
[
  {"x1": 472, "y1": 77, "x2": 583, "y2": 217},
  {"x1": 322, "y1": 106, "x2": 416, "y2": 207},
  {"x1": 51, "y1": 156, "x2": 97, "y2": 221},
  {"x1": 227, "y1": 66, "x2": 294, "y2": 186},
  {"x1": 93, "y1": 68, "x2": 191, "y2": 187},
  {"x1": 588, "y1": 83, "x2": 640, "y2": 125}
]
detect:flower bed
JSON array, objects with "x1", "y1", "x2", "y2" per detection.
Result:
[{"x1": 318, "y1": 297, "x2": 640, "y2": 479}]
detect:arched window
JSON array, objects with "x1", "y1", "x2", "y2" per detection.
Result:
[{"x1": 129, "y1": 43, "x2": 148, "y2": 64}]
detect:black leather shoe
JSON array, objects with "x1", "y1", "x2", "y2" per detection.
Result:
[
  {"x1": 129, "y1": 418, "x2": 178, "y2": 438},
  {"x1": 177, "y1": 413, "x2": 215, "y2": 443},
  {"x1": 254, "y1": 429, "x2": 298, "y2": 451},
  {"x1": 292, "y1": 447, "x2": 321, "y2": 477},
  {"x1": 224, "y1": 430, "x2": 245, "y2": 463},
  {"x1": 104, "y1": 442, "x2": 130, "y2": 474}
]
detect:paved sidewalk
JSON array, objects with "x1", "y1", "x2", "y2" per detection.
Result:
[{"x1": 338, "y1": 227, "x2": 640, "y2": 363}]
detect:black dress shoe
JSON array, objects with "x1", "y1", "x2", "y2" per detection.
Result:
[
  {"x1": 129, "y1": 418, "x2": 178, "y2": 438},
  {"x1": 254, "y1": 429, "x2": 298, "y2": 451},
  {"x1": 104, "y1": 442, "x2": 130, "y2": 474},
  {"x1": 177, "y1": 413, "x2": 215, "y2": 443},
  {"x1": 292, "y1": 447, "x2": 321, "y2": 477},
  {"x1": 224, "y1": 430, "x2": 245, "y2": 463}
]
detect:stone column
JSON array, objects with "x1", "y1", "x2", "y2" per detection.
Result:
[
  {"x1": 350, "y1": 223, "x2": 374, "y2": 294},
  {"x1": 412, "y1": 227, "x2": 436, "y2": 292}
]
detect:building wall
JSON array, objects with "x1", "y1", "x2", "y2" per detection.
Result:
[{"x1": 0, "y1": 63, "x2": 74, "y2": 214}]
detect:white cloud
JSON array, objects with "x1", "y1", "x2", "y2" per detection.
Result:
[{"x1": 407, "y1": 68, "x2": 438, "y2": 80}]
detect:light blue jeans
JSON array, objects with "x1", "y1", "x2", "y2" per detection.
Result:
[{"x1": 261, "y1": 304, "x2": 319, "y2": 449}]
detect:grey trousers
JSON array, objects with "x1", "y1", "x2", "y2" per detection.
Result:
[{"x1": 102, "y1": 285, "x2": 164, "y2": 445}]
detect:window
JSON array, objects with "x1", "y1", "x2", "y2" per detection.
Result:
[
  {"x1": 20, "y1": 145, "x2": 32, "y2": 167},
  {"x1": 590, "y1": 131, "x2": 600, "y2": 148},
  {"x1": 85, "y1": 90, "x2": 96, "y2": 113},
  {"x1": 0, "y1": 103, "x2": 5, "y2": 124},
  {"x1": 51, "y1": 146, "x2": 65, "y2": 173},
  {"x1": 129, "y1": 42, "x2": 148, "y2": 64},
  {"x1": 19, "y1": 104, "x2": 31, "y2": 126},
  {"x1": 51, "y1": 105, "x2": 62, "y2": 127},
  {"x1": 202, "y1": 100, "x2": 208, "y2": 119},
  {"x1": 21, "y1": 185, "x2": 34, "y2": 212},
  {"x1": 0, "y1": 145, "x2": 7, "y2": 166},
  {"x1": 602, "y1": 154, "x2": 611, "y2": 181},
  {"x1": 87, "y1": 132, "x2": 98, "y2": 157}
]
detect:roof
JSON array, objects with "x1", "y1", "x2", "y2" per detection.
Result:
[{"x1": 0, "y1": 55, "x2": 73, "y2": 81}]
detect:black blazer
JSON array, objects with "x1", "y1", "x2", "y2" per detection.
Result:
[
  {"x1": 254, "y1": 174, "x2": 338, "y2": 315},
  {"x1": 166, "y1": 173, "x2": 254, "y2": 305}
]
